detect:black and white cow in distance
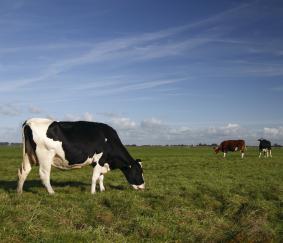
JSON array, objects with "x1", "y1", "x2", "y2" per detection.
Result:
[
  {"x1": 17, "y1": 118, "x2": 145, "y2": 194},
  {"x1": 258, "y1": 139, "x2": 272, "y2": 158}
]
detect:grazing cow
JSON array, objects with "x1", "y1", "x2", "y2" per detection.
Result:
[
  {"x1": 17, "y1": 118, "x2": 145, "y2": 194},
  {"x1": 213, "y1": 140, "x2": 246, "y2": 158},
  {"x1": 258, "y1": 139, "x2": 272, "y2": 158}
]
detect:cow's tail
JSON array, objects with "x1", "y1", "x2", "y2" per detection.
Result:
[
  {"x1": 22, "y1": 121, "x2": 27, "y2": 163},
  {"x1": 17, "y1": 121, "x2": 36, "y2": 193}
]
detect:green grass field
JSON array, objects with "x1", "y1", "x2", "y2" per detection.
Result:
[{"x1": 0, "y1": 146, "x2": 282, "y2": 242}]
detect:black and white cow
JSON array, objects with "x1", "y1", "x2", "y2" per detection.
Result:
[
  {"x1": 17, "y1": 118, "x2": 145, "y2": 194},
  {"x1": 258, "y1": 139, "x2": 272, "y2": 158}
]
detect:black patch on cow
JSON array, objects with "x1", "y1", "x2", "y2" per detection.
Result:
[
  {"x1": 46, "y1": 121, "x2": 105, "y2": 165},
  {"x1": 46, "y1": 121, "x2": 144, "y2": 186},
  {"x1": 258, "y1": 139, "x2": 271, "y2": 151}
]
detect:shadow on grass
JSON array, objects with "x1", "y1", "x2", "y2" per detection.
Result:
[
  {"x1": 0, "y1": 180, "x2": 127, "y2": 193},
  {"x1": 108, "y1": 184, "x2": 127, "y2": 190},
  {"x1": 0, "y1": 180, "x2": 90, "y2": 193}
]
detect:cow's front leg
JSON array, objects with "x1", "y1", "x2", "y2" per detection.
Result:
[
  {"x1": 99, "y1": 174, "x2": 105, "y2": 192},
  {"x1": 91, "y1": 164, "x2": 102, "y2": 194}
]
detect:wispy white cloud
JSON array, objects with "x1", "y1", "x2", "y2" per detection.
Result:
[
  {"x1": 0, "y1": 103, "x2": 21, "y2": 116},
  {"x1": 94, "y1": 77, "x2": 187, "y2": 96},
  {"x1": 264, "y1": 127, "x2": 283, "y2": 138},
  {"x1": 62, "y1": 112, "x2": 95, "y2": 122},
  {"x1": 0, "y1": 42, "x2": 93, "y2": 54},
  {"x1": 270, "y1": 86, "x2": 283, "y2": 92},
  {"x1": 0, "y1": 126, "x2": 20, "y2": 142},
  {"x1": 2, "y1": 109, "x2": 282, "y2": 145},
  {"x1": 0, "y1": 1, "x2": 266, "y2": 93},
  {"x1": 28, "y1": 105, "x2": 42, "y2": 114}
]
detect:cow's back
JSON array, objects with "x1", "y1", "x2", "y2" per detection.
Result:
[
  {"x1": 220, "y1": 140, "x2": 245, "y2": 151},
  {"x1": 46, "y1": 121, "x2": 111, "y2": 165}
]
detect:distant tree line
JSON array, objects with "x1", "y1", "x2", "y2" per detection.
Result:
[
  {"x1": 0, "y1": 142, "x2": 22, "y2": 146},
  {"x1": 126, "y1": 143, "x2": 282, "y2": 147}
]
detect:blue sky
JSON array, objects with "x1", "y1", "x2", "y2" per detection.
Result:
[{"x1": 0, "y1": 0, "x2": 283, "y2": 145}]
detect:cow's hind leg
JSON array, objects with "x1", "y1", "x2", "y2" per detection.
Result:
[
  {"x1": 17, "y1": 153, "x2": 32, "y2": 193},
  {"x1": 99, "y1": 174, "x2": 105, "y2": 192},
  {"x1": 37, "y1": 149, "x2": 55, "y2": 194}
]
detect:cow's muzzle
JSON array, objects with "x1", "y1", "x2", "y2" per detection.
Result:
[{"x1": 132, "y1": 184, "x2": 145, "y2": 190}]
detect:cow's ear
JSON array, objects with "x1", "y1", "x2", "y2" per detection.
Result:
[{"x1": 136, "y1": 159, "x2": 142, "y2": 167}]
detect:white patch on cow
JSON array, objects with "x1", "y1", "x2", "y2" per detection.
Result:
[
  {"x1": 138, "y1": 161, "x2": 143, "y2": 168},
  {"x1": 223, "y1": 152, "x2": 227, "y2": 158},
  {"x1": 36, "y1": 147, "x2": 56, "y2": 194},
  {"x1": 259, "y1": 149, "x2": 272, "y2": 158},
  {"x1": 52, "y1": 152, "x2": 103, "y2": 170},
  {"x1": 234, "y1": 147, "x2": 238, "y2": 151},
  {"x1": 241, "y1": 152, "x2": 244, "y2": 159},
  {"x1": 105, "y1": 138, "x2": 108, "y2": 142}
]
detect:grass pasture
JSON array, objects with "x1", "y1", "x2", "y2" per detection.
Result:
[{"x1": 0, "y1": 146, "x2": 282, "y2": 242}]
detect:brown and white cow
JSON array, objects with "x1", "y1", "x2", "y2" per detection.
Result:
[{"x1": 213, "y1": 140, "x2": 246, "y2": 158}]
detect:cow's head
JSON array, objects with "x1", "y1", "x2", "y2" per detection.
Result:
[
  {"x1": 121, "y1": 159, "x2": 145, "y2": 190},
  {"x1": 213, "y1": 146, "x2": 220, "y2": 154}
]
